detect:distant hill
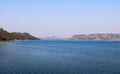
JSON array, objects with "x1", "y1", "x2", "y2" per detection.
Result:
[
  {"x1": 0, "y1": 28, "x2": 40, "y2": 41},
  {"x1": 41, "y1": 36, "x2": 63, "y2": 40},
  {"x1": 70, "y1": 34, "x2": 120, "y2": 40}
]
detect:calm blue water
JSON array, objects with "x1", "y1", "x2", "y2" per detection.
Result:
[{"x1": 0, "y1": 40, "x2": 120, "y2": 74}]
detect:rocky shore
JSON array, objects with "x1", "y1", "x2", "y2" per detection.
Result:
[{"x1": 70, "y1": 33, "x2": 120, "y2": 40}]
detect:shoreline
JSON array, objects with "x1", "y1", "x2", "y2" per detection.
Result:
[{"x1": 0, "y1": 41, "x2": 8, "y2": 44}]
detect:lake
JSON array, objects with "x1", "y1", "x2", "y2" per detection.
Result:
[{"x1": 0, "y1": 40, "x2": 120, "y2": 74}]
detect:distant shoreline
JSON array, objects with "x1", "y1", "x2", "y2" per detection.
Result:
[{"x1": 0, "y1": 41, "x2": 8, "y2": 44}]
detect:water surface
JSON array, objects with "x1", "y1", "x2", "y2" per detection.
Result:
[{"x1": 0, "y1": 40, "x2": 120, "y2": 74}]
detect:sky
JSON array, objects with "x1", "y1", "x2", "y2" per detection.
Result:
[{"x1": 0, "y1": 0, "x2": 120, "y2": 37}]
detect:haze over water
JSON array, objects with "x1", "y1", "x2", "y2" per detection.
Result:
[{"x1": 0, "y1": 40, "x2": 120, "y2": 74}]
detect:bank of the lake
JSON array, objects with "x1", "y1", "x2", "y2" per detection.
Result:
[{"x1": 0, "y1": 41, "x2": 8, "y2": 44}]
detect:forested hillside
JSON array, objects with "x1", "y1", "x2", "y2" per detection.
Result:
[{"x1": 0, "y1": 28, "x2": 40, "y2": 41}]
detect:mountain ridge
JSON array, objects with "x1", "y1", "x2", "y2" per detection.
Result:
[{"x1": 70, "y1": 33, "x2": 120, "y2": 40}]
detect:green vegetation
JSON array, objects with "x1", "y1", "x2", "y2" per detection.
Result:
[{"x1": 0, "y1": 28, "x2": 40, "y2": 41}]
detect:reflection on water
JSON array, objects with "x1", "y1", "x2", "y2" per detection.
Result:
[{"x1": 0, "y1": 40, "x2": 120, "y2": 74}]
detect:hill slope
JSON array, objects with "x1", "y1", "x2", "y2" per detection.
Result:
[
  {"x1": 0, "y1": 28, "x2": 40, "y2": 41},
  {"x1": 70, "y1": 34, "x2": 120, "y2": 40}
]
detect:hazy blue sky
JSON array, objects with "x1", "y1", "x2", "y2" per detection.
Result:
[{"x1": 0, "y1": 0, "x2": 120, "y2": 37}]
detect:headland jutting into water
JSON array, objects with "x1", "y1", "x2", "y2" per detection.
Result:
[
  {"x1": 0, "y1": 28, "x2": 40, "y2": 43},
  {"x1": 1, "y1": 28, "x2": 120, "y2": 43}
]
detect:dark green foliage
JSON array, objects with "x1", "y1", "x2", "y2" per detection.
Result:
[
  {"x1": 11, "y1": 32, "x2": 39, "y2": 40},
  {"x1": 0, "y1": 28, "x2": 40, "y2": 41}
]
